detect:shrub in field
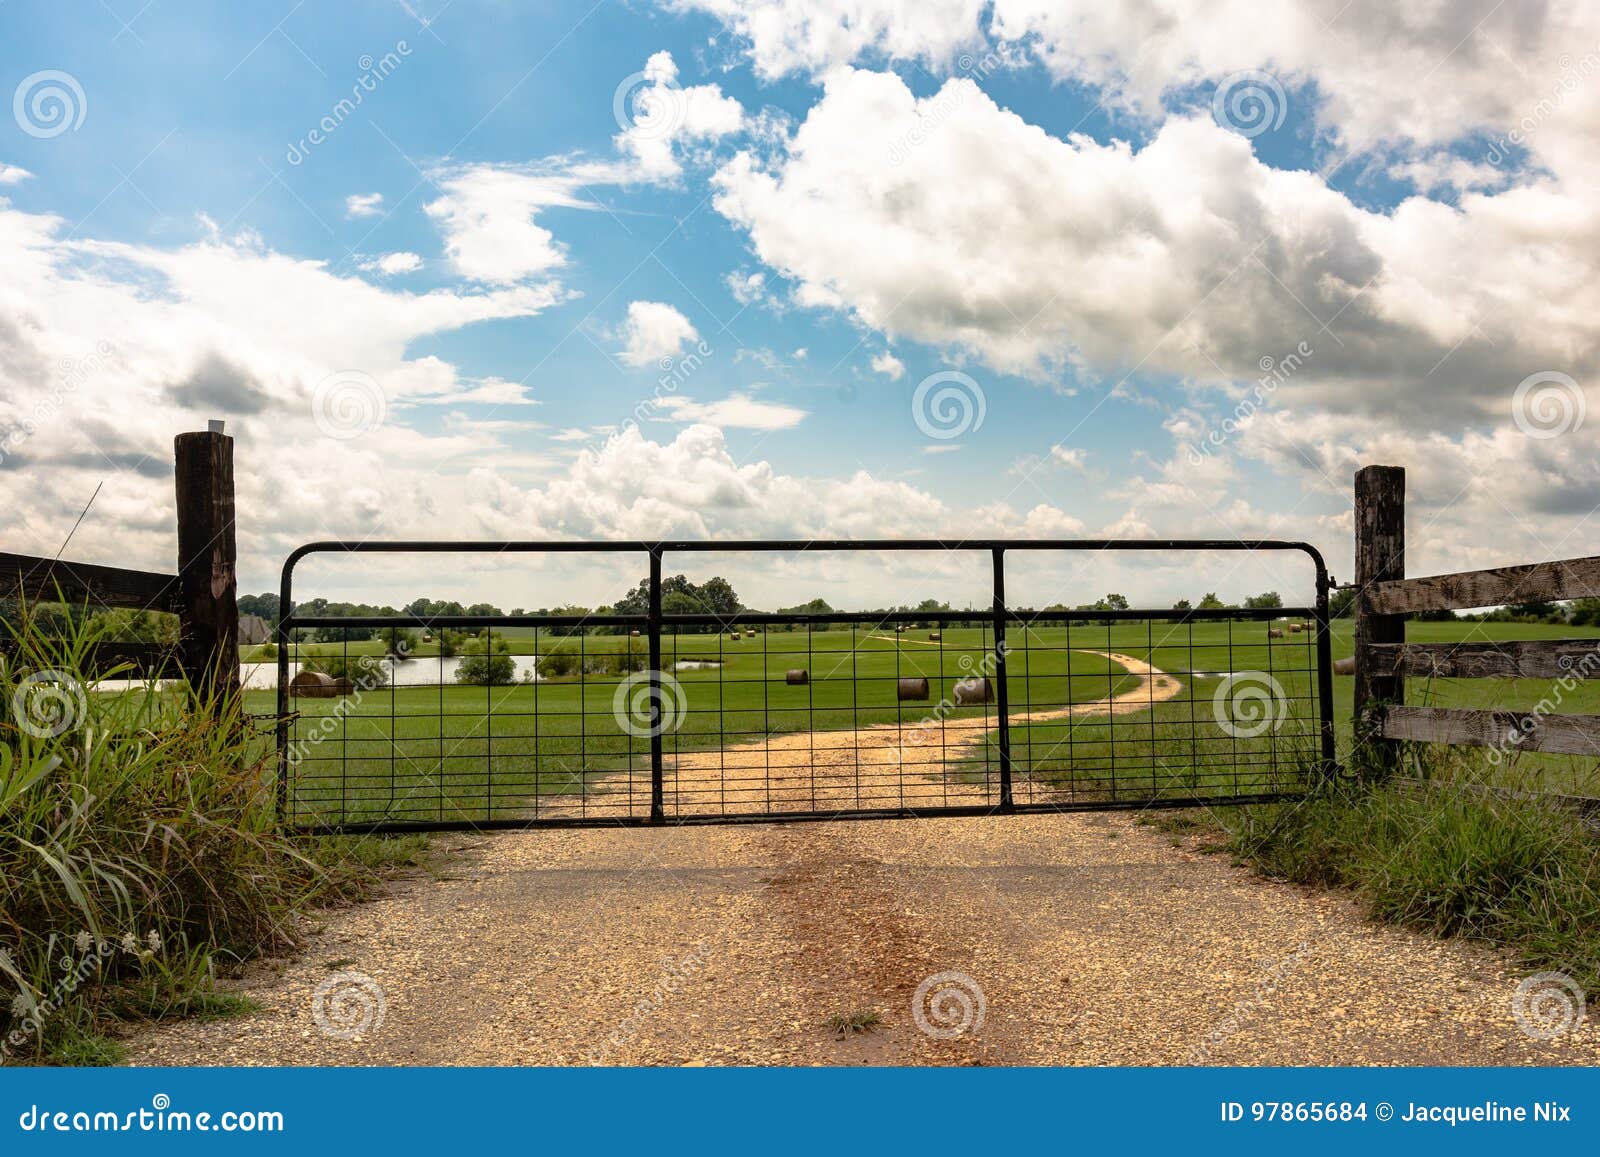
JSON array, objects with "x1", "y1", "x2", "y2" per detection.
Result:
[
  {"x1": 0, "y1": 609, "x2": 423, "y2": 1064},
  {"x1": 535, "y1": 651, "x2": 578, "y2": 679},
  {"x1": 534, "y1": 646, "x2": 647, "y2": 681},
  {"x1": 455, "y1": 638, "x2": 515, "y2": 685}
]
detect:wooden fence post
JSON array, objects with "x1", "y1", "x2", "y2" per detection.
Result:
[
  {"x1": 1353, "y1": 464, "x2": 1405, "y2": 775},
  {"x1": 174, "y1": 428, "x2": 240, "y2": 710}
]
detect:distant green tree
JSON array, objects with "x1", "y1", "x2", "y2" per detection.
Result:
[
  {"x1": 1243, "y1": 591, "x2": 1283, "y2": 610},
  {"x1": 1570, "y1": 598, "x2": 1600, "y2": 626},
  {"x1": 455, "y1": 638, "x2": 515, "y2": 685},
  {"x1": 1196, "y1": 592, "x2": 1228, "y2": 610},
  {"x1": 382, "y1": 626, "x2": 419, "y2": 658},
  {"x1": 237, "y1": 592, "x2": 281, "y2": 625}
]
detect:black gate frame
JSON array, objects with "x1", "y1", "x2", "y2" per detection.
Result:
[{"x1": 275, "y1": 539, "x2": 1337, "y2": 832}]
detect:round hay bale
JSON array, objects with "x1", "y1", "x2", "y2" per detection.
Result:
[
  {"x1": 1333, "y1": 656, "x2": 1356, "y2": 675},
  {"x1": 897, "y1": 676, "x2": 930, "y2": 701},
  {"x1": 1267, "y1": 628, "x2": 1284, "y2": 639},
  {"x1": 629, "y1": 629, "x2": 640, "y2": 637},
  {"x1": 952, "y1": 676, "x2": 992, "y2": 705},
  {"x1": 745, "y1": 629, "x2": 756, "y2": 638},
  {"x1": 927, "y1": 631, "x2": 942, "y2": 641},
  {"x1": 785, "y1": 668, "x2": 809, "y2": 685},
  {"x1": 1289, "y1": 623, "x2": 1303, "y2": 634},
  {"x1": 289, "y1": 670, "x2": 338, "y2": 698}
]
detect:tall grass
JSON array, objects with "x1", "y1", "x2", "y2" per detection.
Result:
[
  {"x1": 1, "y1": 607, "x2": 426, "y2": 1064},
  {"x1": 1221, "y1": 748, "x2": 1600, "y2": 992}
]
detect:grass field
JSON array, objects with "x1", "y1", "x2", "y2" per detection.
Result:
[{"x1": 259, "y1": 616, "x2": 1600, "y2": 826}]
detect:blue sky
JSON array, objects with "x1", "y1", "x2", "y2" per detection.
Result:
[{"x1": 2, "y1": 1, "x2": 1596, "y2": 609}]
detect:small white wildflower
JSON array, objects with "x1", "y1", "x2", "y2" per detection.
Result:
[
  {"x1": 146, "y1": 930, "x2": 160, "y2": 953},
  {"x1": 121, "y1": 933, "x2": 138, "y2": 954},
  {"x1": 74, "y1": 932, "x2": 92, "y2": 953},
  {"x1": 9, "y1": 994, "x2": 31, "y2": 1018}
]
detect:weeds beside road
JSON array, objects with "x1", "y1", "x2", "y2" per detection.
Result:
[{"x1": 0, "y1": 611, "x2": 427, "y2": 1065}]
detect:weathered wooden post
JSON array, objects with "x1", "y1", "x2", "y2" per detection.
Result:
[
  {"x1": 1353, "y1": 464, "x2": 1404, "y2": 775},
  {"x1": 174, "y1": 426, "x2": 240, "y2": 711}
]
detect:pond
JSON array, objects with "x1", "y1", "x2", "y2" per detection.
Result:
[{"x1": 92, "y1": 654, "x2": 545, "y2": 692}]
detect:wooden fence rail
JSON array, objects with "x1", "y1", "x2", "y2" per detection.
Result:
[
  {"x1": 1, "y1": 428, "x2": 240, "y2": 698},
  {"x1": 1352, "y1": 463, "x2": 1600, "y2": 772}
]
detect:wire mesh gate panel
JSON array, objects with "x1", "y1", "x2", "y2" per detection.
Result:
[{"x1": 274, "y1": 540, "x2": 1336, "y2": 833}]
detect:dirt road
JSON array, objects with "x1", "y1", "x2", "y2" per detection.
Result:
[
  {"x1": 130, "y1": 811, "x2": 1599, "y2": 1066},
  {"x1": 545, "y1": 650, "x2": 1184, "y2": 819}
]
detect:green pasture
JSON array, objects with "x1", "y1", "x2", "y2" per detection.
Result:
[{"x1": 258, "y1": 618, "x2": 1600, "y2": 824}]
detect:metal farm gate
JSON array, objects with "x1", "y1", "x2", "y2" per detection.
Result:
[{"x1": 274, "y1": 540, "x2": 1336, "y2": 833}]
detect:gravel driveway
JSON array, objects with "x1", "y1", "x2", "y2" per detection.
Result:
[{"x1": 129, "y1": 810, "x2": 1599, "y2": 1066}]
